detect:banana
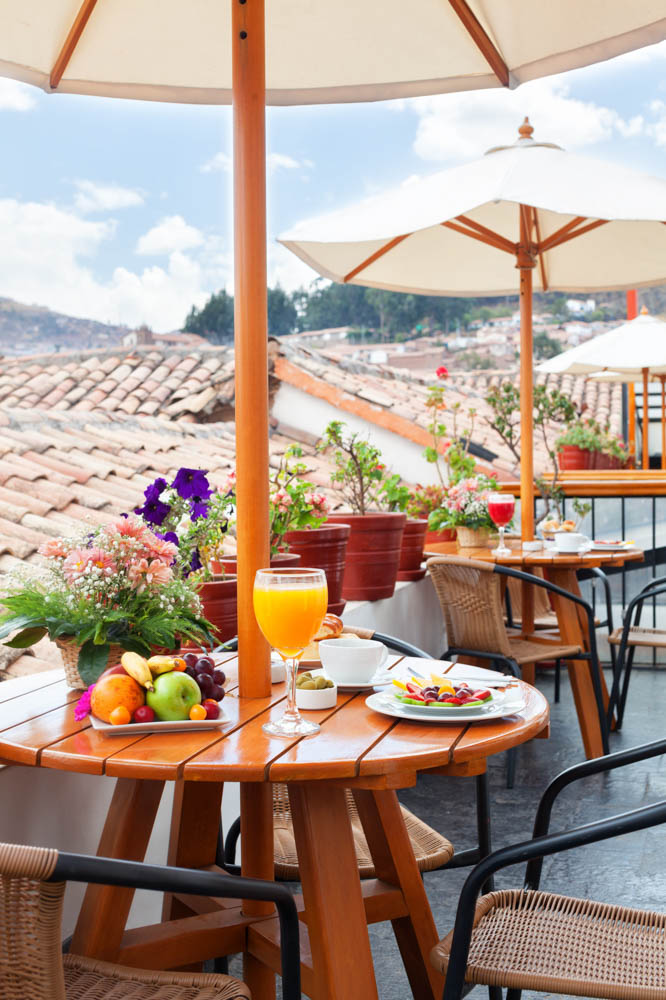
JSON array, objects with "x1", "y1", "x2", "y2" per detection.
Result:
[
  {"x1": 121, "y1": 651, "x2": 155, "y2": 691},
  {"x1": 147, "y1": 655, "x2": 177, "y2": 676}
]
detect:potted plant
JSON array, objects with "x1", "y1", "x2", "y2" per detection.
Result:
[
  {"x1": 382, "y1": 474, "x2": 428, "y2": 582},
  {"x1": 0, "y1": 517, "x2": 213, "y2": 688},
  {"x1": 556, "y1": 420, "x2": 596, "y2": 470},
  {"x1": 269, "y1": 447, "x2": 351, "y2": 615},
  {"x1": 604, "y1": 433, "x2": 630, "y2": 469},
  {"x1": 407, "y1": 485, "x2": 455, "y2": 543},
  {"x1": 133, "y1": 468, "x2": 238, "y2": 642},
  {"x1": 428, "y1": 475, "x2": 499, "y2": 547},
  {"x1": 321, "y1": 421, "x2": 406, "y2": 601}
]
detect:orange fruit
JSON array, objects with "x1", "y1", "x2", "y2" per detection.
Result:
[
  {"x1": 189, "y1": 703, "x2": 207, "y2": 721},
  {"x1": 91, "y1": 674, "x2": 145, "y2": 723},
  {"x1": 109, "y1": 705, "x2": 131, "y2": 726},
  {"x1": 173, "y1": 657, "x2": 186, "y2": 672}
]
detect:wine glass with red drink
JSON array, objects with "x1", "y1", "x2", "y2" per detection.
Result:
[{"x1": 487, "y1": 492, "x2": 515, "y2": 557}]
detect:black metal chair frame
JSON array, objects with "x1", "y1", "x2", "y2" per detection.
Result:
[
  {"x1": 50, "y1": 850, "x2": 301, "y2": 1000},
  {"x1": 441, "y1": 736, "x2": 666, "y2": 1000},
  {"x1": 221, "y1": 631, "x2": 497, "y2": 891},
  {"x1": 607, "y1": 575, "x2": 666, "y2": 731}
]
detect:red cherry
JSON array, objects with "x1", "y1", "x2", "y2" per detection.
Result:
[
  {"x1": 133, "y1": 706, "x2": 156, "y2": 724},
  {"x1": 202, "y1": 699, "x2": 220, "y2": 720}
]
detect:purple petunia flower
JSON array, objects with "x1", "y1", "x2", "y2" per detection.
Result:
[
  {"x1": 144, "y1": 477, "x2": 168, "y2": 503},
  {"x1": 157, "y1": 530, "x2": 179, "y2": 546},
  {"x1": 190, "y1": 549, "x2": 203, "y2": 573},
  {"x1": 172, "y1": 467, "x2": 212, "y2": 501},
  {"x1": 135, "y1": 497, "x2": 171, "y2": 527},
  {"x1": 190, "y1": 496, "x2": 209, "y2": 521}
]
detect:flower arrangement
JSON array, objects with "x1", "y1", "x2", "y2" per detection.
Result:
[
  {"x1": 0, "y1": 517, "x2": 213, "y2": 685},
  {"x1": 320, "y1": 420, "x2": 406, "y2": 515},
  {"x1": 428, "y1": 475, "x2": 498, "y2": 532},
  {"x1": 133, "y1": 467, "x2": 232, "y2": 578}
]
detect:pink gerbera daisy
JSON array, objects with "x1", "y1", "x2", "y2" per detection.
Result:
[
  {"x1": 38, "y1": 538, "x2": 69, "y2": 559},
  {"x1": 129, "y1": 558, "x2": 172, "y2": 593},
  {"x1": 108, "y1": 516, "x2": 148, "y2": 540},
  {"x1": 146, "y1": 537, "x2": 178, "y2": 565}
]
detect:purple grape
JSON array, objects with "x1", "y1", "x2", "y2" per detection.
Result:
[
  {"x1": 184, "y1": 652, "x2": 199, "y2": 668},
  {"x1": 210, "y1": 683, "x2": 225, "y2": 701},
  {"x1": 195, "y1": 657, "x2": 215, "y2": 676},
  {"x1": 184, "y1": 665, "x2": 198, "y2": 680},
  {"x1": 213, "y1": 669, "x2": 226, "y2": 686},
  {"x1": 197, "y1": 673, "x2": 214, "y2": 697}
]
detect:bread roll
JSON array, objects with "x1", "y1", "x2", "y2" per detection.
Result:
[{"x1": 313, "y1": 613, "x2": 343, "y2": 641}]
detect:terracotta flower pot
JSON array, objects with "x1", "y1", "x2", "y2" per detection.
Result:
[
  {"x1": 557, "y1": 445, "x2": 590, "y2": 471},
  {"x1": 325, "y1": 512, "x2": 406, "y2": 602},
  {"x1": 594, "y1": 451, "x2": 612, "y2": 470},
  {"x1": 215, "y1": 551, "x2": 301, "y2": 576},
  {"x1": 397, "y1": 518, "x2": 428, "y2": 581},
  {"x1": 424, "y1": 527, "x2": 457, "y2": 544},
  {"x1": 283, "y1": 523, "x2": 351, "y2": 615},
  {"x1": 198, "y1": 577, "x2": 238, "y2": 643}
]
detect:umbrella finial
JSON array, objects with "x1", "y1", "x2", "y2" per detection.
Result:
[
  {"x1": 640, "y1": 305, "x2": 649, "y2": 315},
  {"x1": 518, "y1": 117, "x2": 534, "y2": 140}
]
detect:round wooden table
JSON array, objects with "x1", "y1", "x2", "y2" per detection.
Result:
[
  {"x1": 425, "y1": 540, "x2": 644, "y2": 760},
  {"x1": 0, "y1": 654, "x2": 549, "y2": 1000}
]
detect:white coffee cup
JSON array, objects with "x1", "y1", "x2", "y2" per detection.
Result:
[
  {"x1": 554, "y1": 531, "x2": 587, "y2": 553},
  {"x1": 318, "y1": 637, "x2": 388, "y2": 685}
]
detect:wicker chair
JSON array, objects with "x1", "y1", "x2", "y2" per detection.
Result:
[
  {"x1": 431, "y1": 737, "x2": 666, "y2": 1000},
  {"x1": 0, "y1": 841, "x2": 301, "y2": 1000},
  {"x1": 608, "y1": 576, "x2": 666, "y2": 730},
  {"x1": 223, "y1": 629, "x2": 497, "y2": 884}
]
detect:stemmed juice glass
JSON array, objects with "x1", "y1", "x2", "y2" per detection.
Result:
[
  {"x1": 253, "y1": 567, "x2": 328, "y2": 738},
  {"x1": 487, "y1": 492, "x2": 515, "y2": 557}
]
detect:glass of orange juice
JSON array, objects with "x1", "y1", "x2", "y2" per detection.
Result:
[{"x1": 253, "y1": 567, "x2": 328, "y2": 738}]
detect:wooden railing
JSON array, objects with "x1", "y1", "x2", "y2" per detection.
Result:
[{"x1": 498, "y1": 471, "x2": 666, "y2": 498}]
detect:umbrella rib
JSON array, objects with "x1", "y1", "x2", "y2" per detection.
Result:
[
  {"x1": 539, "y1": 217, "x2": 609, "y2": 253},
  {"x1": 442, "y1": 217, "x2": 516, "y2": 255},
  {"x1": 342, "y1": 233, "x2": 412, "y2": 282},
  {"x1": 447, "y1": 0, "x2": 510, "y2": 86},
  {"x1": 531, "y1": 207, "x2": 549, "y2": 292},
  {"x1": 50, "y1": 0, "x2": 99, "y2": 89}
]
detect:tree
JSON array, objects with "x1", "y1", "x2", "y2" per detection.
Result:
[
  {"x1": 533, "y1": 329, "x2": 561, "y2": 360},
  {"x1": 267, "y1": 285, "x2": 297, "y2": 336},
  {"x1": 184, "y1": 290, "x2": 234, "y2": 344}
]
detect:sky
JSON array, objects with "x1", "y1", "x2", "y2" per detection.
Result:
[{"x1": 0, "y1": 40, "x2": 665, "y2": 332}]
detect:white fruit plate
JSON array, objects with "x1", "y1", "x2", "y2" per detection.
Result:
[
  {"x1": 89, "y1": 708, "x2": 230, "y2": 737},
  {"x1": 366, "y1": 688, "x2": 526, "y2": 724}
]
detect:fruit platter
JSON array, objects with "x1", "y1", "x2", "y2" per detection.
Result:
[
  {"x1": 365, "y1": 670, "x2": 525, "y2": 723},
  {"x1": 78, "y1": 650, "x2": 229, "y2": 735}
]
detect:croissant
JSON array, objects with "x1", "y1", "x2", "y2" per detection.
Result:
[{"x1": 313, "y1": 613, "x2": 344, "y2": 641}]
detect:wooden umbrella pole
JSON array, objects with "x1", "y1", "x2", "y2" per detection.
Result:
[
  {"x1": 627, "y1": 290, "x2": 638, "y2": 461},
  {"x1": 517, "y1": 205, "x2": 535, "y2": 541},
  {"x1": 232, "y1": 4, "x2": 275, "y2": 997},
  {"x1": 642, "y1": 367, "x2": 650, "y2": 470},
  {"x1": 659, "y1": 375, "x2": 666, "y2": 469}
]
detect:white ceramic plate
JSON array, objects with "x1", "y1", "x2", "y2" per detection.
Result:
[
  {"x1": 89, "y1": 708, "x2": 230, "y2": 737},
  {"x1": 588, "y1": 540, "x2": 636, "y2": 552},
  {"x1": 366, "y1": 689, "x2": 526, "y2": 724}
]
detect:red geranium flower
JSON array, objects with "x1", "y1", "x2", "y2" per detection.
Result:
[{"x1": 436, "y1": 365, "x2": 449, "y2": 379}]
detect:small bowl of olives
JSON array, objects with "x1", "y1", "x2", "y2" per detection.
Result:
[{"x1": 295, "y1": 670, "x2": 337, "y2": 710}]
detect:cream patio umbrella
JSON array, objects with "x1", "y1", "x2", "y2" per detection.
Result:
[
  {"x1": 280, "y1": 120, "x2": 666, "y2": 539},
  {"x1": 540, "y1": 310, "x2": 666, "y2": 467}
]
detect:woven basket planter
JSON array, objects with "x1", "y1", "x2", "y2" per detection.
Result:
[
  {"x1": 56, "y1": 638, "x2": 126, "y2": 690},
  {"x1": 456, "y1": 526, "x2": 491, "y2": 549}
]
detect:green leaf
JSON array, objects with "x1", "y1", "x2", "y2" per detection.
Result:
[
  {"x1": 4, "y1": 626, "x2": 47, "y2": 648},
  {"x1": 0, "y1": 615, "x2": 40, "y2": 640},
  {"x1": 77, "y1": 640, "x2": 111, "y2": 687}
]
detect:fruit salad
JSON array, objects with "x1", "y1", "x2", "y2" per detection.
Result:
[
  {"x1": 79, "y1": 649, "x2": 227, "y2": 726},
  {"x1": 392, "y1": 673, "x2": 492, "y2": 708}
]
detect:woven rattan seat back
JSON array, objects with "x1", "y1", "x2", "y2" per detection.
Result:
[
  {"x1": 507, "y1": 569, "x2": 552, "y2": 622},
  {"x1": 427, "y1": 557, "x2": 512, "y2": 657},
  {"x1": 0, "y1": 842, "x2": 65, "y2": 1000}
]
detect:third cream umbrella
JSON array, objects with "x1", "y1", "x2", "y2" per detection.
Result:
[
  {"x1": 280, "y1": 120, "x2": 666, "y2": 539},
  {"x1": 539, "y1": 310, "x2": 666, "y2": 468}
]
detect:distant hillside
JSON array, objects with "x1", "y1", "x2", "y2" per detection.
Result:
[{"x1": 0, "y1": 298, "x2": 129, "y2": 356}]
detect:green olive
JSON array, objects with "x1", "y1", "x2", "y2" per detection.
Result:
[
  {"x1": 300, "y1": 680, "x2": 316, "y2": 690},
  {"x1": 314, "y1": 676, "x2": 329, "y2": 689},
  {"x1": 325, "y1": 680, "x2": 334, "y2": 689}
]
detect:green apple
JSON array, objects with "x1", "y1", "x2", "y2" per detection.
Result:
[{"x1": 146, "y1": 671, "x2": 201, "y2": 721}]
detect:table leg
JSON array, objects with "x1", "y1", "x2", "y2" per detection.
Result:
[
  {"x1": 163, "y1": 779, "x2": 224, "y2": 922},
  {"x1": 546, "y1": 567, "x2": 605, "y2": 759},
  {"x1": 289, "y1": 782, "x2": 380, "y2": 1000},
  {"x1": 241, "y1": 782, "x2": 276, "y2": 1000},
  {"x1": 70, "y1": 777, "x2": 164, "y2": 960},
  {"x1": 353, "y1": 789, "x2": 443, "y2": 1000}
]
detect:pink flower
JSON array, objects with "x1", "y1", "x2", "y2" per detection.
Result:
[
  {"x1": 109, "y1": 516, "x2": 147, "y2": 540},
  {"x1": 39, "y1": 538, "x2": 69, "y2": 559},
  {"x1": 436, "y1": 365, "x2": 449, "y2": 379},
  {"x1": 63, "y1": 548, "x2": 93, "y2": 583},
  {"x1": 129, "y1": 558, "x2": 172, "y2": 593},
  {"x1": 146, "y1": 536, "x2": 178, "y2": 565},
  {"x1": 273, "y1": 488, "x2": 293, "y2": 513},
  {"x1": 225, "y1": 471, "x2": 236, "y2": 491},
  {"x1": 74, "y1": 685, "x2": 95, "y2": 722}
]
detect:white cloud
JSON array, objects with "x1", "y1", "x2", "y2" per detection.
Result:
[
  {"x1": 409, "y1": 77, "x2": 646, "y2": 163},
  {"x1": 200, "y1": 150, "x2": 313, "y2": 174},
  {"x1": 0, "y1": 79, "x2": 36, "y2": 111},
  {"x1": 136, "y1": 215, "x2": 204, "y2": 255},
  {"x1": 73, "y1": 179, "x2": 144, "y2": 213},
  {"x1": 647, "y1": 100, "x2": 666, "y2": 148}
]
